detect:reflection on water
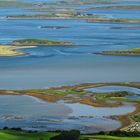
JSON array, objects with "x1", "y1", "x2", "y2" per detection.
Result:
[
  {"x1": 0, "y1": 95, "x2": 135, "y2": 133},
  {"x1": 0, "y1": 19, "x2": 140, "y2": 89},
  {"x1": 86, "y1": 86, "x2": 140, "y2": 94}
]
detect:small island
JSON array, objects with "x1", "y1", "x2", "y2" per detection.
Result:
[
  {"x1": 6, "y1": 13, "x2": 102, "y2": 20},
  {"x1": 12, "y1": 39, "x2": 75, "y2": 46},
  {"x1": 95, "y1": 48, "x2": 140, "y2": 56},
  {"x1": 89, "y1": 5, "x2": 140, "y2": 10},
  {"x1": 39, "y1": 26, "x2": 70, "y2": 29},
  {"x1": 87, "y1": 18, "x2": 140, "y2": 24},
  {"x1": 0, "y1": 39, "x2": 75, "y2": 57}
]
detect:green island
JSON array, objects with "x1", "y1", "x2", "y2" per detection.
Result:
[
  {"x1": 6, "y1": 13, "x2": 140, "y2": 24},
  {"x1": 6, "y1": 13, "x2": 104, "y2": 20},
  {"x1": 110, "y1": 26, "x2": 140, "y2": 29},
  {"x1": 87, "y1": 18, "x2": 140, "y2": 24},
  {"x1": 12, "y1": 39, "x2": 75, "y2": 46},
  {"x1": 0, "y1": 0, "x2": 117, "y2": 9},
  {"x1": 0, "y1": 39, "x2": 75, "y2": 56},
  {"x1": 46, "y1": 0, "x2": 117, "y2": 6},
  {"x1": 95, "y1": 48, "x2": 140, "y2": 56},
  {"x1": 0, "y1": 0, "x2": 33, "y2": 8},
  {"x1": 89, "y1": 5, "x2": 140, "y2": 10}
]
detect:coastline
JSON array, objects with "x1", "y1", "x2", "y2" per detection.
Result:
[
  {"x1": 0, "y1": 39, "x2": 76, "y2": 57},
  {"x1": 0, "y1": 82, "x2": 139, "y2": 131},
  {"x1": 95, "y1": 48, "x2": 140, "y2": 56},
  {"x1": 0, "y1": 45, "x2": 36, "y2": 57},
  {"x1": 5, "y1": 16, "x2": 140, "y2": 24}
]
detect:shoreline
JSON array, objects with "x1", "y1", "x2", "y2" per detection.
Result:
[
  {"x1": 0, "y1": 39, "x2": 76, "y2": 57},
  {"x1": 95, "y1": 48, "x2": 140, "y2": 56},
  {"x1": 5, "y1": 16, "x2": 140, "y2": 24},
  {"x1": 0, "y1": 82, "x2": 139, "y2": 131},
  {"x1": 0, "y1": 45, "x2": 37, "y2": 57}
]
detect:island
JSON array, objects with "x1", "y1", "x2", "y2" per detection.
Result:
[
  {"x1": 12, "y1": 39, "x2": 75, "y2": 46},
  {"x1": 6, "y1": 13, "x2": 103, "y2": 20},
  {"x1": 95, "y1": 48, "x2": 140, "y2": 56},
  {"x1": 0, "y1": 39, "x2": 75, "y2": 57},
  {"x1": 89, "y1": 5, "x2": 140, "y2": 10},
  {"x1": 39, "y1": 26, "x2": 70, "y2": 29},
  {"x1": 6, "y1": 13, "x2": 140, "y2": 24},
  {"x1": 87, "y1": 18, "x2": 140, "y2": 24},
  {"x1": 0, "y1": 0, "x2": 33, "y2": 8}
]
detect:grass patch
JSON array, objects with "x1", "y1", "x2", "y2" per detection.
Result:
[
  {"x1": 0, "y1": 130, "x2": 58, "y2": 140},
  {"x1": 84, "y1": 135, "x2": 140, "y2": 140}
]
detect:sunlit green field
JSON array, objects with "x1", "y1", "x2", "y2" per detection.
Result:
[
  {"x1": 84, "y1": 135, "x2": 140, "y2": 140},
  {"x1": 0, "y1": 130, "x2": 57, "y2": 140},
  {"x1": 0, "y1": 130, "x2": 140, "y2": 140}
]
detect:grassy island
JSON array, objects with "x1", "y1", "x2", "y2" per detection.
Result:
[
  {"x1": 6, "y1": 13, "x2": 103, "y2": 20},
  {"x1": 95, "y1": 48, "x2": 140, "y2": 56},
  {"x1": 12, "y1": 39, "x2": 75, "y2": 46},
  {"x1": 0, "y1": 1, "x2": 33, "y2": 8},
  {"x1": 0, "y1": 39, "x2": 75, "y2": 57},
  {"x1": 87, "y1": 18, "x2": 140, "y2": 24},
  {"x1": 7, "y1": 14, "x2": 140, "y2": 24},
  {"x1": 89, "y1": 5, "x2": 140, "y2": 10}
]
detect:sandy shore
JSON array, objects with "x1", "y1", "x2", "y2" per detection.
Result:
[{"x1": 0, "y1": 45, "x2": 36, "y2": 57}]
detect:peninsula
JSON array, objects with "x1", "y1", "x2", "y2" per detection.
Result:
[{"x1": 0, "y1": 39, "x2": 75, "y2": 57}]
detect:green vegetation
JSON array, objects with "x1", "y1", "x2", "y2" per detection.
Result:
[
  {"x1": 84, "y1": 135, "x2": 140, "y2": 140},
  {"x1": 12, "y1": 39, "x2": 75, "y2": 46},
  {"x1": 97, "y1": 48, "x2": 140, "y2": 56},
  {"x1": 0, "y1": 130, "x2": 57, "y2": 140},
  {"x1": 24, "y1": 88, "x2": 87, "y2": 96},
  {"x1": 6, "y1": 13, "x2": 103, "y2": 20},
  {"x1": 11, "y1": 82, "x2": 140, "y2": 103},
  {"x1": 89, "y1": 5, "x2": 140, "y2": 10},
  {"x1": 88, "y1": 18, "x2": 140, "y2": 24},
  {"x1": 48, "y1": 0, "x2": 117, "y2": 6},
  {"x1": 132, "y1": 114, "x2": 140, "y2": 122},
  {"x1": 83, "y1": 130, "x2": 140, "y2": 139},
  {"x1": 50, "y1": 130, "x2": 85, "y2": 140},
  {"x1": 94, "y1": 91, "x2": 133, "y2": 101},
  {"x1": 0, "y1": 129, "x2": 140, "y2": 140},
  {"x1": 0, "y1": 0, "x2": 33, "y2": 8}
]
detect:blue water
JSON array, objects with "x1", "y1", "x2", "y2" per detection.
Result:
[
  {"x1": 0, "y1": 95, "x2": 131, "y2": 133},
  {"x1": 86, "y1": 86, "x2": 140, "y2": 94},
  {"x1": 0, "y1": 0, "x2": 140, "y2": 89},
  {"x1": 87, "y1": 9, "x2": 140, "y2": 19},
  {"x1": 0, "y1": 0, "x2": 139, "y2": 133},
  {"x1": 0, "y1": 19, "x2": 140, "y2": 89}
]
